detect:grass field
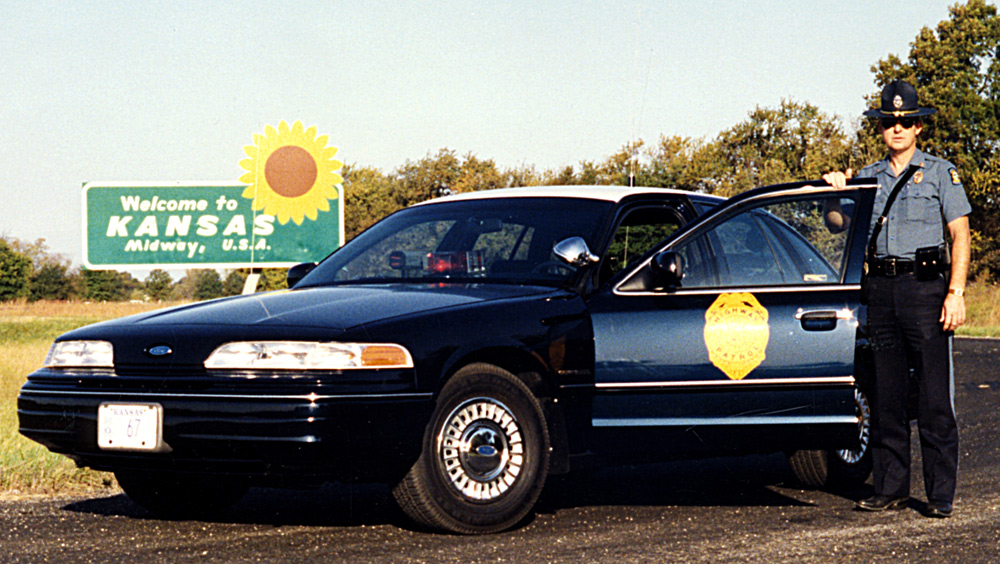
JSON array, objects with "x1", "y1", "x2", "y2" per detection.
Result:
[
  {"x1": 1, "y1": 286, "x2": 998, "y2": 496},
  {"x1": 0, "y1": 301, "x2": 181, "y2": 496}
]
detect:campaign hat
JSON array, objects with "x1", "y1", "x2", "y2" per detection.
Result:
[{"x1": 863, "y1": 80, "x2": 937, "y2": 118}]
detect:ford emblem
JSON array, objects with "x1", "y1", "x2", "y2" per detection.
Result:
[
  {"x1": 475, "y1": 445, "x2": 498, "y2": 457},
  {"x1": 147, "y1": 345, "x2": 173, "y2": 357}
]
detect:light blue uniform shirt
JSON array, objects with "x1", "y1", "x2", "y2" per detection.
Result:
[{"x1": 857, "y1": 148, "x2": 971, "y2": 260}]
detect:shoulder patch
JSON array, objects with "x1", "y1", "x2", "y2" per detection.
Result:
[{"x1": 950, "y1": 168, "x2": 961, "y2": 185}]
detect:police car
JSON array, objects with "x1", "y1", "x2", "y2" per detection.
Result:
[{"x1": 19, "y1": 181, "x2": 877, "y2": 533}]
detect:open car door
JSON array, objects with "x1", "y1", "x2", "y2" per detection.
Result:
[{"x1": 586, "y1": 182, "x2": 877, "y2": 484}]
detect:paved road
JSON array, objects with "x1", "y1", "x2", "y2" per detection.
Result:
[{"x1": 3, "y1": 339, "x2": 999, "y2": 564}]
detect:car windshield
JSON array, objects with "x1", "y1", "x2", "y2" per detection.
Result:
[{"x1": 298, "y1": 197, "x2": 615, "y2": 286}]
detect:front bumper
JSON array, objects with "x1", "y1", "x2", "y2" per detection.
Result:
[{"x1": 18, "y1": 369, "x2": 434, "y2": 485}]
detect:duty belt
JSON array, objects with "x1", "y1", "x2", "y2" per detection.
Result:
[{"x1": 868, "y1": 257, "x2": 914, "y2": 277}]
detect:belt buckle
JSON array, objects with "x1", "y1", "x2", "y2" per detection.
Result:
[{"x1": 885, "y1": 258, "x2": 897, "y2": 277}]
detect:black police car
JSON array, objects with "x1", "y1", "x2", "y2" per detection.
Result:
[{"x1": 19, "y1": 182, "x2": 877, "y2": 533}]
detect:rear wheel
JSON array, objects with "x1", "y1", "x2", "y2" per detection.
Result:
[
  {"x1": 115, "y1": 470, "x2": 248, "y2": 518},
  {"x1": 788, "y1": 386, "x2": 872, "y2": 488},
  {"x1": 393, "y1": 363, "x2": 550, "y2": 534}
]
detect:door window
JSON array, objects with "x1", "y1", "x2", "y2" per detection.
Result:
[
  {"x1": 601, "y1": 207, "x2": 683, "y2": 283},
  {"x1": 673, "y1": 195, "x2": 854, "y2": 288}
]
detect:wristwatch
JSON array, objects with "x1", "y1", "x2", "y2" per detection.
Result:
[{"x1": 948, "y1": 288, "x2": 965, "y2": 297}]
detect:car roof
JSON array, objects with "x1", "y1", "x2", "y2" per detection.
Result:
[{"x1": 416, "y1": 185, "x2": 723, "y2": 206}]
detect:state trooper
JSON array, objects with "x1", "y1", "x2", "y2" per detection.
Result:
[{"x1": 824, "y1": 80, "x2": 971, "y2": 518}]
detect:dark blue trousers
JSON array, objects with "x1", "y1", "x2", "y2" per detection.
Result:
[{"x1": 866, "y1": 272, "x2": 958, "y2": 503}]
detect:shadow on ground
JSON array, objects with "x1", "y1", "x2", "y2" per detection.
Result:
[{"x1": 62, "y1": 452, "x2": 871, "y2": 529}]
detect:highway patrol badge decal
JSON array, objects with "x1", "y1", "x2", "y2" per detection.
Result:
[{"x1": 704, "y1": 292, "x2": 769, "y2": 380}]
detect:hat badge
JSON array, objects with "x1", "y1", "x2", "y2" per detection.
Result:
[{"x1": 893, "y1": 95, "x2": 903, "y2": 109}]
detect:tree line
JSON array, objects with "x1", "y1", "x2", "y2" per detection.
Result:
[{"x1": 2, "y1": 0, "x2": 997, "y2": 302}]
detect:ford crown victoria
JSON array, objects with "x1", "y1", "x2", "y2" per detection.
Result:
[{"x1": 19, "y1": 182, "x2": 877, "y2": 533}]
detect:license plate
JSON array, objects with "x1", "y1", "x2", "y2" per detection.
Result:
[{"x1": 97, "y1": 403, "x2": 163, "y2": 451}]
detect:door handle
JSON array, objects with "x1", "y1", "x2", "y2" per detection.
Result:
[{"x1": 794, "y1": 308, "x2": 852, "y2": 331}]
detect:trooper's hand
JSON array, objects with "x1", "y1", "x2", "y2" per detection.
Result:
[
  {"x1": 941, "y1": 293, "x2": 966, "y2": 331},
  {"x1": 822, "y1": 168, "x2": 853, "y2": 189}
]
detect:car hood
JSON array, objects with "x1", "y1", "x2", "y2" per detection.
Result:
[{"x1": 90, "y1": 283, "x2": 560, "y2": 332}]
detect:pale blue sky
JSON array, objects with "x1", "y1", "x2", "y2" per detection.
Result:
[{"x1": 0, "y1": 0, "x2": 960, "y2": 267}]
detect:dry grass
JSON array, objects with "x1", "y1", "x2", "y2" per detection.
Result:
[
  {"x1": 1, "y1": 300, "x2": 186, "y2": 495},
  {"x1": 960, "y1": 281, "x2": 1000, "y2": 337},
  {"x1": 0, "y1": 342, "x2": 114, "y2": 495},
  {"x1": 0, "y1": 299, "x2": 181, "y2": 320}
]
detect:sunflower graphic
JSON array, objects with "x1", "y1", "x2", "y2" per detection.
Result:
[{"x1": 239, "y1": 121, "x2": 343, "y2": 225}]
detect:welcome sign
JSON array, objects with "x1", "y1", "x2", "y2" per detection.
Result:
[
  {"x1": 83, "y1": 121, "x2": 344, "y2": 269},
  {"x1": 82, "y1": 182, "x2": 342, "y2": 269}
]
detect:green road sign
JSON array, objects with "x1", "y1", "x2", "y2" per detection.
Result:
[{"x1": 83, "y1": 182, "x2": 343, "y2": 269}]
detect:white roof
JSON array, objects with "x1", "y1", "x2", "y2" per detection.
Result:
[{"x1": 417, "y1": 185, "x2": 716, "y2": 206}]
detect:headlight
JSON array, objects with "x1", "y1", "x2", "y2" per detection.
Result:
[
  {"x1": 204, "y1": 341, "x2": 414, "y2": 370},
  {"x1": 44, "y1": 340, "x2": 114, "y2": 368}
]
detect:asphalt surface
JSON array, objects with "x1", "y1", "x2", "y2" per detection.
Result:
[{"x1": 3, "y1": 338, "x2": 999, "y2": 564}]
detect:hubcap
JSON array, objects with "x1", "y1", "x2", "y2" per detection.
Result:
[
  {"x1": 837, "y1": 387, "x2": 871, "y2": 465},
  {"x1": 437, "y1": 398, "x2": 524, "y2": 502}
]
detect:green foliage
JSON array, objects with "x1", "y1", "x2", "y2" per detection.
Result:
[
  {"x1": 0, "y1": 240, "x2": 33, "y2": 301},
  {"x1": 257, "y1": 268, "x2": 288, "y2": 291},
  {"x1": 192, "y1": 269, "x2": 223, "y2": 301},
  {"x1": 222, "y1": 269, "x2": 248, "y2": 296},
  {"x1": 707, "y1": 100, "x2": 851, "y2": 197},
  {"x1": 82, "y1": 270, "x2": 139, "y2": 302},
  {"x1": 144, "y1": 269, "x2": 173, "y2": 301},
  {"x1": 29, "y1": 263, "x2": 77, "y2": 302}
]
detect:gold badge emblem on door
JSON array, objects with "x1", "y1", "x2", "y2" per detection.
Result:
[{"x1": 704, "y1": 292, "x2": 769, "y2": 380}]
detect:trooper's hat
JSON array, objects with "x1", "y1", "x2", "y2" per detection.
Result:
[{"x1": 863, "y1": 80, "x2": 937, "y2": 118}]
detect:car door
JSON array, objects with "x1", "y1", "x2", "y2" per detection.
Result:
[{"x1": 586, "y1": 183, "x2": 876, "y2": 456}]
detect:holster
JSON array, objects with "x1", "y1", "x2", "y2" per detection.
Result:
[{"x1": 915, "y1": 245, "x2": 949, "y2": 282}]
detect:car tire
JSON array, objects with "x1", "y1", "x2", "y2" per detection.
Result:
[
  {"x1": 788, "y1": 386, "x2": 872, "y2": 488},
  {"x1": 115, "y1": 470, "x2": 248, "y2": 518},
  {"x1": 392, "y1": 363, "x2": 550, "y2": 534}
]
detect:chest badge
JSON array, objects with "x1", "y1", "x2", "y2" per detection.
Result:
[
  {"x1": 704, "y1": 292, "x2": 770, "y2": 380},
  {"x1": 913, "y1": 171, "x2": 923, "y2": 184}
]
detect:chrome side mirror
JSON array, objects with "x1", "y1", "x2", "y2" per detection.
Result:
[{"x1": 553, "y1": 237, "x2": 600, "y2": 267}]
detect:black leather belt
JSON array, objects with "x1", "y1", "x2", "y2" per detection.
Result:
[{"x1": 868, "y1": 258, "x2": 914, "y2": 277}]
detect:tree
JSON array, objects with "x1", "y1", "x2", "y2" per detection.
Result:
[
  {"x1": 29, "y1": 263, "x2": 76, "y2": 301},
  {"x1": 1, "y1": 235, "x2": 78, "y2": 301},
  {"x1": 257, "y1": 268, "x2": 288, "y2": 291},
  {"x1": 343, "y1": 165, "x2": 400, "y2": 241},
  {"x1": 634, "y1": 135, "x2": 719, "y2": 192},
  {"x1": 0, "y1": 240, "x2": 32, "y2": 301},
  {"x1": 868, "y1": 0, "x2": 1000, "y2": 277},
  {"x1": 222, "y1": 269, "x2": 248, "y2": 296},
  {"x1": 707, "y1": 100, "x2": 852, "y2": 197},
  {"x1": 192, "y1": 269, "x2": 223, "y2": 301},
  {"x1": 82, "y1": 270, "x2": 136, "y2": 302},
  {"x1": 144, "y1": 269, "x2": 173, "y2": 301}
]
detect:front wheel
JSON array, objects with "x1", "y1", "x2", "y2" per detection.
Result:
[
  {"x1": 392, "y1": 363, "x2": 550, "y2": 534},
  {"x1": 788, "y1": 386, "x2": 872, "y2": 488}
]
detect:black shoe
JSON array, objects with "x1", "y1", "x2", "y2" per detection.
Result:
[
  {"x1": 856, "y1": 494, "x2": 909, "y2": 512},
  {"x1": 924, "y1": 501, "x2": 953, "y2": 518}
]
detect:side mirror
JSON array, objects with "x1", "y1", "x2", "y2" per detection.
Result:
[
  {"x1": 286, "y1": 262, "x2": 317, "y2": 287},
  {"x1": 651, "y1": 251, "x2": 684, "y2": 289},
  {"x1": 553, "y1": 237, "x2": 600, "y2": 267}
]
